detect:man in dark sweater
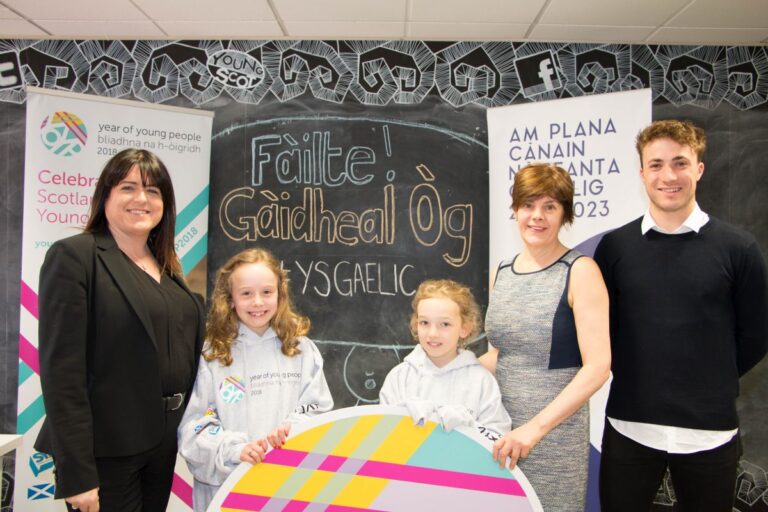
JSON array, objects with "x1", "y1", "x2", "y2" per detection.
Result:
[{"x1": 594, "y1": 119, "x2": 768, "y2": 512}]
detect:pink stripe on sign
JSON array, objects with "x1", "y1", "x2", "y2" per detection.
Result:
[
  {"x1": 359, "y1": 460, "x2": 525, "y2": 496},
  {"x1": 171, "y1": 472, "x2": 193, "y2": 508},
  {"x1": 263, "y1": 448, "x2": 308, "y2": 467},
  {"x1": 20, "y1": 280, "x2": 39, "y2": 318},
  {"x1": 317, "y1": 454, "x2": 346, "y2": 472},
  {"x1": 221, "y1": 492, "x2": 270, "y2": 510},
  {"x1": 325, "y1": 505, "x2": 387, "y2": 512},
  {"x1": 282, "y1": 500, "x2": 309, "y2": 512},
  {"x1": 18, "y1": 335, "x2": 40, "y2": 375}
]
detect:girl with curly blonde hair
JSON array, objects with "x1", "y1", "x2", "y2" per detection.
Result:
[{"x1": 178, "y1": 248, "x2": 333, "y2": 511}]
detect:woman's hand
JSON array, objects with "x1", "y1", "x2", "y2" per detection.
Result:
[
  {"x1": 66, "y1": 487, "x2": 99, "y2": 512},
  {"x1": 492, "y1": 421, "x2": 545, "y2": 469},
  {"x1": 267, "y1": 424, "x2": 291, "y2": 449},
  {"x1": 239, "y1": 439, "x2": 269, "y2": 464}
]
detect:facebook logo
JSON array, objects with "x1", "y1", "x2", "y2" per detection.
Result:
[{"x1": 514, "y1": 50, "x2": 562, "y2": 98}]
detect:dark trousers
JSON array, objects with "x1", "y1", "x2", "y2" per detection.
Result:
[
  {"x1": 66, "y1": 408, "x2": 182, "y2": 512},
  {"x1": 599, "y1": 419, "x2": 739, "y2": 512}
]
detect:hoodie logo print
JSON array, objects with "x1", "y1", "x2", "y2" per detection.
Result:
[{"x1": 219, "y1": 375, "x2": 246, "y2": 404}]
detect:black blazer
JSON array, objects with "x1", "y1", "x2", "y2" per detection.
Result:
[{"x1": 34, "y1": 231, "x2": 205, "y2": 499}]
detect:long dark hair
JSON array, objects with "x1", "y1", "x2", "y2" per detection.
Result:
[{"x1": 85, "y1": 148, "x2": 181, "y2": 276}]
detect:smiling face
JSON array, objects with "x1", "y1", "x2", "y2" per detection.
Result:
[
  {"x1": 230, "y1": 262, "x2": 279, "y2": 336},
  {"x1": 416, "y1": 297, "x2": 469, "y2": 368},
  {"x1": 640, "y1": 137, "x2": 704, "y2": 225},
  {"x1": 104, "y1": 165, "x2": 163, "y2": 240},
  {"x1": 514, "y1": 195, "x2": 565, "y2": 249}
]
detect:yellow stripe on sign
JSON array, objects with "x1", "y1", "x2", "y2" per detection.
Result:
[
  {"x1": 331, "y1": 475, "x2": 390, "y2": 508},
  {"x1": 331, "y1": 415, "x2": 382, "y2": 457},
  {"x1": 369, "y1": 417, "x2": 437, "y2": 463},
  {"x1": 284, "y1": 421, "x2": 335, "y2": 452},
  {"x1": 291, "y1": 470, "x2": 335, "y2": 502},
  {"x1": 232, "y1": 463, "x2": 295, "y2": 495}
]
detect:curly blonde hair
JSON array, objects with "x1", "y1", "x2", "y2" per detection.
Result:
[
  {"x1": 409, "y1": 279, "x2": 481, "y2": 348},
  {"x1": 205, "y1": 248, "x2": 309, "y2": 366}
]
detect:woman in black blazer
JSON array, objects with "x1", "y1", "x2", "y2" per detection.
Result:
[{"x1": 35, "y1": 148, "x2": 204, "y2": 512}]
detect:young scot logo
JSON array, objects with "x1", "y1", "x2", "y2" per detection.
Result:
[{"x1": 40, "y1": 111, "x2": 88, "y2": 156}]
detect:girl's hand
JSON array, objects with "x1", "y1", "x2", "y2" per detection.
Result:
[
  {"x1": 492, "y1": 421, "x2": 545, "y2": 469},
  {"x1": 240, "y1": 439, "x2": 268, "y2": 464},
  {"x1": 267, "y1": 424, "x2": 291, "y2": 449},
  {"x1": 66, "y1": 487, "x2": 99, "y2": 512}
]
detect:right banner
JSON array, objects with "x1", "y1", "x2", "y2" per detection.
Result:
[{"x1": 486, "y1": 88, "x2": 652, "y2": 512}]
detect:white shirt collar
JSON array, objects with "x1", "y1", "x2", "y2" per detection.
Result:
[{"x1": 641, "y1": 203, "x2": 709, "y2": 235}]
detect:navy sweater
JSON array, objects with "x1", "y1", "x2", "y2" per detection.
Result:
[{"x1": 594, "y1": 216, "x2": 768, "y2": 430}]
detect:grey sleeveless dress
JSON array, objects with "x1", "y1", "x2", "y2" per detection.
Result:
[{"x1": 485, "y1": 250, "x2": 589, "y2": 512}]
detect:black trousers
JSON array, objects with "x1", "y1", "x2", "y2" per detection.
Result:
[
  {"x1": 599, "y1": 419, "x2": 740, "y2": 512},
  {"x1": 66, "y1": 408, "x2": 183, "y2": 512}
]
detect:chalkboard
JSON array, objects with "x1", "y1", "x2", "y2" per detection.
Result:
[{"x1": 208, "y1": 97, "x2": 490, "y2": 407}]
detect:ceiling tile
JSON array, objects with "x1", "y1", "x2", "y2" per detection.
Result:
[
  {"x1": 272, "y1": 0, "x2": 407, "y2": 22},
  {"x1": 529, "y1": 24, "x2": 656, "y2": 43},
  {"x1": 34, "y1": 20, "x2": 165, "y2": 38},
  {"x1": 2, "y1": 0, "x2": 146, "y2": 21},
  {"x1": 541, "y1": 0, "x2": 690, "y2": 26},
  {"x1": 156, "y1": 21, "x2": 283, "y2": 39},
  {"x1": 410, "y1": 0, "x2": 546, "y2": 23},
  {"x1": 133, "y1": 0, "x2": 274, "y2": 21},
  {"x1": 649, "y1": 27, "x2": 768, "y2": 45},
  {"x1": 408, "y1": 22, "x2": 529, "y2": 40},
  {"x1": 1, "y1": 6, "x2": 22, "y2": 20},
  {"x1": 669, "y1": 0, "x2": 768, "y2": 28},
  {"x1": 284, "y1": 21, "x2": 406, "y2": 38},
  {"x1": 0, "y1": 19, "x2": 47, "y2": 36}
]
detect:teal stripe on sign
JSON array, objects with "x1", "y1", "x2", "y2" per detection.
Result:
[
  {"x1": 181, "y1": 233, "x2": 208, "y2": 276},
  {"x1": 18, "y1": 361, "x2": 34, "y2": 385},
  {"x1": 18, "y1": 394, "x2": 46, "y2": 434},
  {"x1": 176, "y1": 186, "x2": 209, "y2": 235}
]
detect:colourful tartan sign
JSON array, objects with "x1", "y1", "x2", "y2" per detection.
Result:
[{"x1": 209, "y1": 405, "x2": 542, "y2": 511}]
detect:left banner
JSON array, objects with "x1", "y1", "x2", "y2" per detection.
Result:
[{"x1": 16, "y1": 87, "x2": 213, "y2": 511}]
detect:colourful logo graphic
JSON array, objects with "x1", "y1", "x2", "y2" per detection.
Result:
[
  {"x1": 40, "y1": 111, "x2": 88, "y2": 156},
  {"x1": 219, "y1": 375, "x2": 246, "y2": 404},
  {"x1": 27, "y1": 483, "x2": 55, "y2": 500},
  {"x1": 210, "y1": 406, "x2": 542, "y2": 511},
  {"x1": 29, "y1": 452, "x2": 54, "y2": 477}
]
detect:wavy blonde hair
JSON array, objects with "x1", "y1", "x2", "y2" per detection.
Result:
[
  {"x1": 409, "y1": 279, "x2": 481, "y2": 348},
  {"x1": 205, "y1": 248, "x2": 309, "y2": 366}
]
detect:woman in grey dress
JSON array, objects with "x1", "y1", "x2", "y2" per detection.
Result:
[{"x1": 481, "y1": 163, "x2": 611, "y2": 511}]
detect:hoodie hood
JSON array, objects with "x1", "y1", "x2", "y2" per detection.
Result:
[{"x1": 403, "y1": 344, "x2": 480, "y2": 375}]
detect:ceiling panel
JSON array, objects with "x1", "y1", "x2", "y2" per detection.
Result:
[
  {"x1": 409, "y1": 0, "x2": 546, "y2": 24},
  {"x1": 529, "y1": 23, "x2": 655, "y2": 43},
  {"x1": 34, "y1": 20, "x2": 165, "y2": 38},
  {"x1": 669, "y1": 0, "x2": 768, "y2": 28},
  {"x1": 650, "y1": 27, "x2": 768, "y2": 44},
  {"x1": 0, "y1": 19, "x2": 45, "y2": 36},
  {"x1": 284, "y1": 20, "x2": 406, "y2": 39},
  {"x1": 133, "y1": 0, "x2": 274, "y2": 21},
  {"x1": 541, "y1": 0, "x2": 690, "y2": 26},
  {"x1": 157, "y1": 20, "x2": 283, "y2": 38},
  {"x1": 408, "y1": 22, "x2": 529, "y2": 40},
  {"x1": 1, "y1": 5, "x2": 19, "y2": 19},
  {"x1": 273, "y1": 0, "x2": 407, "y2": 22},
  {"x1": 2, "y1": 0, "x2": 146, "y2": 21}
]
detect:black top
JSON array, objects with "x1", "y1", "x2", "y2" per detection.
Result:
[
  {"x1": 594, "y1": 216, "x2": 768, "y2": 430},
  {"x1": 124, "y1": 256, "x2": 198, "y2": 395}
]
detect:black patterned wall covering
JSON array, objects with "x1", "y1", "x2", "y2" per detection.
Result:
[{"x1": 1, "y1": 40, "x2": 767, "y2": 511}]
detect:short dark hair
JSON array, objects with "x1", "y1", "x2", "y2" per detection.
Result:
[
  {"x1": 512, "y1": 163, "x2": 575, "y2": 225},
  {"x1": 636, "y1": 120, "x2": 706, "y2": 162}
]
